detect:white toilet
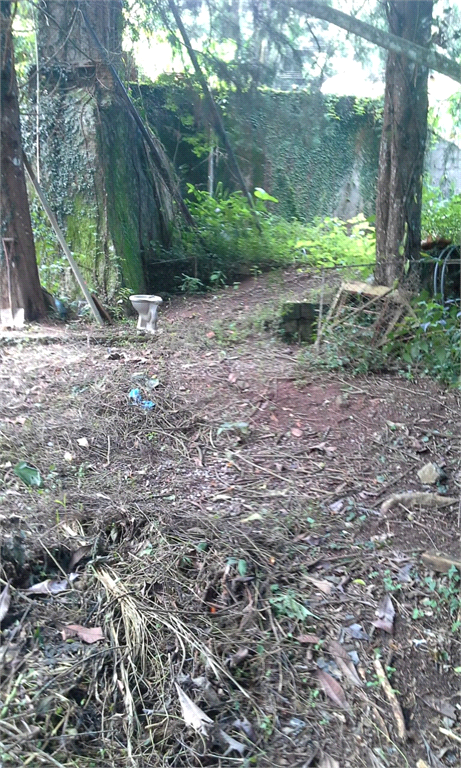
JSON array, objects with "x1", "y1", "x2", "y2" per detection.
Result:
[{"x1": 129, "y1": 295, "x2": 163, "y2": 334}]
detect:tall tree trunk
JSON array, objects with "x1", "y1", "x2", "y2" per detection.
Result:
[
  {"x1": 374, "y1": 1, "x2": 432, "y2": 286},
  {"x1": 1, "y1": 1, "x2": 45, "y2": 320},
  {"x1": 36, "y1": 0, "x2": 178, "y2": 295}
]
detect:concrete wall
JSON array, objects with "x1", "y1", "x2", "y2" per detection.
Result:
[{"x1": 425, "y1": 136, "x2": 461, "y2": 196}]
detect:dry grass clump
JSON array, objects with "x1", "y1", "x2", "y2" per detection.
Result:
[{"x1": 1, "y1": 500, "x2": 339, "y2": 767}]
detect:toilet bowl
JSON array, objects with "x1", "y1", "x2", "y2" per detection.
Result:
[{"x1": 129, "y1": 295, "x2": 163, "y2": 334}]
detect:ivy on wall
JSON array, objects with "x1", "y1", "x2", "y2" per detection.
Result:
[{"x1": 139, "y1": 78, "x2": 383, "y2": 221}]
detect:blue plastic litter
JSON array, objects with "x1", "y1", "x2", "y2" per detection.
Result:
[{"x1": 129, "y1": 388, "x2": 155, "y2": 409}]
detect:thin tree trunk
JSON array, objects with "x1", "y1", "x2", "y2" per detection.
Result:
[
  {"x1": 375, "y1": 1, "x2": 432, "y2": 286},
  {"x1": 1, "y1": 1, "x2": 45, "y2": 320},
  {"x1": 168, "y1": 0, "x2": 261, "y2": 231}
]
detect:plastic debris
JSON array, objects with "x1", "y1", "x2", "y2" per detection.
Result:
[
  {"x1": 129, "y1": 388, "x2": 155, "y2": 410},
  {"x1": 14, "y1": 461, "x2": 42, "y2": 487}
]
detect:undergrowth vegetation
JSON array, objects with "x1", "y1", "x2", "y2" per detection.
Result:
[
  {"x1": 421, "y1": 182, "x2": 461, "y2": 243},
  {"x1": 388, "y1": 298, "x2": 460, "y2": 386},
  {"x1": 172, "y1": 184, "x2": 375, "y2": 290},
  {"x1": 292, "y1": 183, "x2": 460, "y2": 388},
  {"x1": 32, "y1": 169, "x2": 459, "y2": 388},
  {"x1": 298, "y1": 297, "x2": 460, "y2": 387}
]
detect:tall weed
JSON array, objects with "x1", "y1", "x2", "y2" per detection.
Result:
[{"x1": 422, "y1": 182, "x2": 461, "y2": 243}]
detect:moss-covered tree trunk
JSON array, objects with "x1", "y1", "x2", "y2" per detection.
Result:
[
  {"x1": 375, "y1": 1, "x2": 432, "y2": 286},
  {"x1": 0, "y1": 1, "x2": 45, "y2": 320},
  {"x1": 95, "y1": 87, "x2": 174, "y2": 292},
  {"x1": 35, "y1": 0, "x2": 175, "y2": 295}
]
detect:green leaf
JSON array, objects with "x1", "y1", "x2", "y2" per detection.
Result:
[
  {"x1": 237, "y1": 559, "x2": 247, "y2": 577},
  {"x1": 254, "y1": 187, "x2": 278, "y2": 203},
  {"x1": 14, "y1": 461, "x2": 42, "y2": 487},
  {"x1": 217, "y1": 421, "x2": 249, "y2": 436}
]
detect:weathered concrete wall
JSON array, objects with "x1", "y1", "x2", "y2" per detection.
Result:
[{"x1": 425, "y1": 136, "x2": 461, "y2": 196}]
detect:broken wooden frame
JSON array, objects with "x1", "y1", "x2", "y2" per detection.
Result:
[{"x1": 316, "y1": 280, "x2": 416, "y2": 350}]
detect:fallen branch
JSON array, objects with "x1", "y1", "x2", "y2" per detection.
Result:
[
  {"x1": 421, "y1": 551, "x2": 461, "y2": 573},
  {"x1": 380, "y1": 492, "x2": 458, "y2": 514},
  {"x1": 439, "y1": 727, "x2": 461, "y2": 745},
  {"x1": 373, "y1": 658, "x2": 406, "y2": 742}
]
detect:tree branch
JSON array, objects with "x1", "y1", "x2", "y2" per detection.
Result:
[{"x1": 285, "y1": 0, "x2": 460, "y2": 83}]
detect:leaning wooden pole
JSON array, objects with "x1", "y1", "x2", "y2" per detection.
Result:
[
  {"x1": 167, "y1": 0, "x2": 262, "y2": 232},
  {"x1": 23, "y1": 152, "x2": 104, "y2": 327}
]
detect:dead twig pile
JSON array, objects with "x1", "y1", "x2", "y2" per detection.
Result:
[{"x1": 1, "y1": 285, "x2": 460, "y2": 767}]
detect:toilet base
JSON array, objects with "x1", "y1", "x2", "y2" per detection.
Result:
[{"x1": 129, "y1": 295, "x2": 163, "y2": 335}]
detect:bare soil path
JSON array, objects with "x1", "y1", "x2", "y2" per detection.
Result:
[{"x1": 1, "y1": 270, "x2": 460, "y2": 768}]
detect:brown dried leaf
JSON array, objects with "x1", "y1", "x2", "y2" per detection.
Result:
[
  {"x1": 228, "y1": 373, "x2": 237, "y2": 384},
  {"x1": 0, "y1": 584, "x2": 11, "y2": 623},
  {"x1": 229, "y1": 647, "x2": 249, "y2": 667},
  {"x1": 218, "y1": 728, "x2": 247, "y2": 756},
  {"x1": 175, "y1": 682, "x2": 213, "y2": 735},
  {"x1": 310, "y1": 442, "x2": 336, "y2": 454},
  {"x1": 372, "y1": 594, "x2": 395, "y2": 633},
  {"x1": 291, "y1": 427, "x2": 303, "y2": 438},
  {"x1": 423, "y1": 696, "x2": 456, "y2": 720},
  {"x1": 327, "y1": 640, "x2": 363, "y2": 687},
  {"x1": 305, "y1": 576, "x2": 333, "y2": 595},
  {"x1": 62, "y1": 625, "x2": 105, "y2": 643},
  {"x1": 316, "y1": 668, "x2": 349, "y2": 710},
  {"x1": 318, "y1": 755, "x2": 340, "y2": 768},
  {"x1": 233, "y1": 716, "x2": 257, "y2": 742},
  {"x1": 25, "y1": 578, "x2": 70, "y2": 595},
  {"x1": 0, "y1": 644, "x2": 19, "y2": 666},
  {"x1": 344, "y1": 623, "x2": 369, "y2": 641},
  {"x1": 69, "y1": 545, "x2": 93, "y2": 570},
  {"x1": 297, "y1": 634, "x2": 322, "y2": 645}
]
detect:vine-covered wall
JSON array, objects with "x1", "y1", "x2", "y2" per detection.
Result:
[
  {"x1": 140, "y1": 79, "x2": 460, "y2": 223},
  {"x1": 141, "y1": 80, "x2": 383, "y2": 221}
]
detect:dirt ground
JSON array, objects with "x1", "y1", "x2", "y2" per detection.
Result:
[{"x1": 1, "y1": 269, "x2": 460, "y2": 768}]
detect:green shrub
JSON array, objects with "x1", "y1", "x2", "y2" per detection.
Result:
[
  {"x1": 177, "y1": 182, "x2": 304, "y2": 281},
  {"x1": 386, "y1": 298, "x2": 460, "y2": 386},
  {"x1": 294, "y1": 214, "x2": 375, "y2": 275},
  {"x1": 296, "y1": 287, "x2": 460, "y2": 387},
  {"x1": 421, "y1": 182, "x2": 461, "y2": 243},
  {"x1": 172, "y1": 185, "x2": 376, "y2": 288},
  {"x1": 300, "y1": 296, "x2": 460, "y2": 386}
]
